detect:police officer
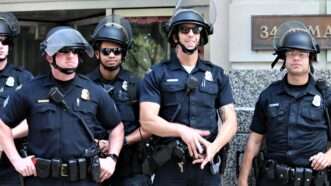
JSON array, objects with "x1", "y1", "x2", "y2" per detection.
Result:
[
  {"x1": 139, "y1": 6, "x2": 238, "y2": 186},
  {"x1": 0, "y1": 12, "x2": 33, "y2": 186},
  {"x1": 239, "y1": 21, "x2": 331, "y2": 186},
  {"x1": 0, "y1": 26, "x2": 125, "y2": 186},
  {"x1": 88, "y1": 16, "x2": 151, "y2": 186}
]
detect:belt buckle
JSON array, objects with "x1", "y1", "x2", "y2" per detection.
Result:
[{"x1": 60, "y1": 163, "x2": 68, "y2": 177}]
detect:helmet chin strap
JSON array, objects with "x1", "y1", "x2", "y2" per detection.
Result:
[
  {"x1": 178, "y1": 42, "x2": 197, "y2": 55},
  {"x1": 51, "y1": 56, "x2": 76, "y2": 75}
]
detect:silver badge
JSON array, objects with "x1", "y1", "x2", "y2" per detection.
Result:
[
  {"x1": 81, "y1": 89, "x2": 90, "y2": 100},
  {"x1": 312, "y1": 95, "x2": 321, "y2": 107},
  {"x1": 122, "y1": 81, "x2": 128, "y2": 91},
  {"x1": 6, "y1": 76, "x2": 15, "y2": 87},
  {"x1": 204, "y1": 71, "x2": 213, "y2": 81}
]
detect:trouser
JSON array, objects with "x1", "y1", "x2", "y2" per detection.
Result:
[
  {"x1": 24, "y1": 177, "x2": 97, "y2": 186},
  {"x1": 0, "y1": 159, "x2": 21, "y2": 186},
  {"x1": 152, "y1": 159, "x2": 220, "y2": 186}
]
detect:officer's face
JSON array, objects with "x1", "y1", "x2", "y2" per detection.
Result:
[
  {"x1": 177, "y1": 23, "x2": 201, "y2": 49},
  {"x1": 96, "y1": 41, "x2": 123, "y2": 71},
  {"x1": 285, "y1": 49, "x2": 310, "y2": 75},
  {"x1": 0, "y1": 36, "x2": 9, "y2": 61},
  {"x1": 52, "y1": 48, "x2": 80, "y2": 69}
]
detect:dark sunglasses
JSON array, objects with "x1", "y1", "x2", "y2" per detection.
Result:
[
  {"x1": 100, "y1": 48, "x2": 123, "y2": 56},
  {"x1": 58, "y1": 48, "x2": 82, "y2": 54},
  {"x1": 0, "y1": 38, "x2": 10, "y2": 45},
  {"x1": 178, "y1": 26, "x2": 203, "y2": 34}
]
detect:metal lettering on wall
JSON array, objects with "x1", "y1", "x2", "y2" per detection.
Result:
[{"x1": 252, "y1": 15, "x2": 331, "y2": 50}]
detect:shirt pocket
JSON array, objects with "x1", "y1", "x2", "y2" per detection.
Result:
[
  {"x1": 301, "y1": 106, "x2": 324, "y2": 122},
  {"x1": 198, "y1": 80, "x2": 218, "y2": 107},
  {"x1": 30, "y1": 103, "x2": 58, "y2": 132},
  {"x1": 160, "y1": 81, "x2": 186, "y2": 105},
  {"x1": 73, "y1": 100, "x2": 98, "y2": 130}
]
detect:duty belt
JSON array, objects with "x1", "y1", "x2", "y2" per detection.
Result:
[
  {"x1": 34, "y1": 157, "x2": 90, "y2": 182},
  {"x1": 263, "y1": 159, "x2": 329, "y2": 186}
]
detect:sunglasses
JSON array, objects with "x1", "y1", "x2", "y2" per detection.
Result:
[
  {"x1": 100, "y1": 48, "x2": 123, "y2": 56},
  {"x1": 0, "y1": 38, "x2": 10, "y2": 45},
  {"x1": 178, "y1": 26, "x2": 203, "y2": 34},
  {"x1": 58, "y1": 48, "x2": 82, "y2": 54}
]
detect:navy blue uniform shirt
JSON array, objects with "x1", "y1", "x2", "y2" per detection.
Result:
[
  {"x1": 250, "y1": 75, "x2": 329, "y2": 167},
  {"x1": 140, "y1": 56, "x2": 234, "y2": 140},
  {"x1": 0, "y1": 63, "x2": 33, "y2": 183},
  {"x1": 0, "y1": 74, "x2": 120, "y2": 160},
  {"x1": 0, "y1": 63, "x2": 33, "y2": 106},
  {"x1": 87, "y1": 67, "x2": 140, "y2": 136}
]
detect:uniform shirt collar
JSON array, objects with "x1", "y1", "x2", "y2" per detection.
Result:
[
  {"x1": 168, "y1": 55, "x2": 211, "y2": 72},
  {"x1": 0, "y1": 63, "x2": 14, "y2": 77},
  {"x1": 41, "y1": 73, "x2": 85, "y2": 88},
  {"x1": 278, "y1": 74, "x2": 319, "y2": 97},
  {"x1": 89, "y1": 66, "x2": 126, "y2": 82}
]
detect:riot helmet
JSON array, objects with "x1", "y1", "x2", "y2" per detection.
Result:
[
  {"x1": 272, "y1": 20, "x2": 319, "y2": 71},
  {"x1": 0, "y1": 12, "x2": 20, "y2": 38},
  {"x1": 91, "y1": 15, "x2": 132, "y2": 57},
  {"x1": 166, "y1": 0, "x2": 215, "y2": 54},
  {"x1": 40, "y1": 26, "x2": 93, "y2": 74}
]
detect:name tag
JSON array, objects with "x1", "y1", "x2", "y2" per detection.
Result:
[
  {"x1": 37, "y1": 99, "x2": 50, "y2": 103},
  {"x1": 166, "y1": 79, "x2": 179, "y2": 82},
  {"x1": 268, "y1": 103, "x2": 279, "y2": 107}
]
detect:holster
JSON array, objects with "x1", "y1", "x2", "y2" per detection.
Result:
[
  {"x1": 263, "y1": 159, "x2": 276, "y2": 180},
  {"x1": 303, "y1": 168, "x2": 312, "y2": 186},
  {"x1": 275, "y1": 164, "x2": 289, "y2": 184},
  {"x1": 90, "y1": 155, "x2": 100, "y2": 182},
  {"x1": 68, "y1": 159, "x2": 78, "y2": 182},
  {"x1": 35, "y1": 158, "x2": 51, "y2": 178},
  {"x1": 209, "y1": 155, "x2": 221, "y2": 175},
  {"x1": 294, "y1": 167, "x2": 304, "y2": 186}
]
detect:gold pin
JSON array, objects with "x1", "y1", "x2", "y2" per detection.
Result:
[
  {"x1": 6, "y1": 76, "x2": 15, "y2": 87},
  {"x1": 81, "y1": 89, "x2": 90, "y2": 100}
]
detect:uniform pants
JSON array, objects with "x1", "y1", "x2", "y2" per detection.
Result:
[
  {"x1": 0, "y1": 163, "x2": 21, "y2": 186},
  {"x1": 258, "y1": 176, "x2": 329, "y2": 186},
  {"x1": 25, "y1": 177, "x2": 98, "y2": 186},
  {"x1": 152, "y1": 159, "x2": 220, "y2": 186}
]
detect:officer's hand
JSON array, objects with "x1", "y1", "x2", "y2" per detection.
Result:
[
  {"x1": 13, "y1": 155, "x2": 36, "y2": 177},
  {"x1": 192, "y1": 138, "x2": 219, "y2": 169},
  {"x1": 99, "y1": 157, "x2": 116, "y2": 182},
  {"x1": 309, "y1": 152, "x2": 331, "y2": 170},
  {"x1": 95, "y1": 139, "x2": 109, "y2": 155},
  {"x1": 178, "y1": 125, "x2": 210, "y2": 159}
]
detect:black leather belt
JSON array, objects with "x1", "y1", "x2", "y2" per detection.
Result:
[
  {"x1": 263, "y1": 159, "x2": 329, "y2": 186},
  {"x1": 35, "y1": 158, "x2": 88, "y2": 181}
]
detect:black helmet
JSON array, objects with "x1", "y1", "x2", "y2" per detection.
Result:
[
  {"x1": 276, "y1": 29, "x2": 319, "y2": 54},
  {"x1": 166, "y1": 9, "x2": 213, "y2": 46},
  {"x1": 0, "y1": 12, "x2": 20, "y2": 38},
  {"x1": 40, "y1": 26, "x2": 93, "y2": 57},
  {"x1": 272, "y1": 21, "x2": 320, "y2": 69},
  {"x1": 91, "y1": 15, "x2": 132, "y2": 56}
]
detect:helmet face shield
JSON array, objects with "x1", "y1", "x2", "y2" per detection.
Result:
[
  {"x1": 41, "y1": 27, "x2": 94, "y2": 57},
  {"x1": 271, "y1": 20, "x2": 320, "y2": 69}
]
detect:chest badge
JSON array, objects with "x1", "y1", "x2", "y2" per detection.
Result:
[
  {"x1": 122, "y1": 81, "x2": 128, "y2": 91},
  {"x1": 312, "y1": 95, "x2": 321, "y2": 107},
  {"x1": 204, "y1": 71, "x2": 213, "y2": 81},
  {"x1": 6, "y1": 76, "x2": 15, "y2": 87},
  {"x1": 81, "y1": 89, "x2": 90, "y2": 100}
]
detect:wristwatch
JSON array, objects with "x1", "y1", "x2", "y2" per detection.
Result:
[{"x1": 107, "y1": 153, "x2": 119, "y2": 162}]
